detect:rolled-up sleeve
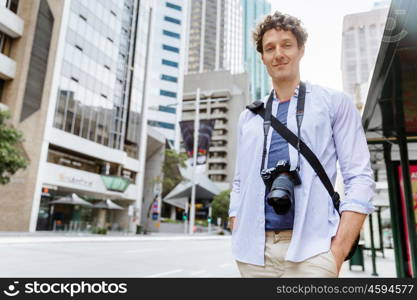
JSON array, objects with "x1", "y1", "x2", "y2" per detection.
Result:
[
  {"x1": 228, "y1": 110, "x2": 246, "y2": 217},
  {"x1": 332, "y1": 93, "x2": 375, "y2": 215}
]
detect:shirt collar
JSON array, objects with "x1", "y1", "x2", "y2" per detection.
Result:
[{"x1": 271, "y1": 81, "x2": 311, "y2": 102}]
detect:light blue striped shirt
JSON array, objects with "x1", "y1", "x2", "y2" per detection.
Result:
[{"x1": 228, "y1": 81, "x2": 375, "y2": 266}]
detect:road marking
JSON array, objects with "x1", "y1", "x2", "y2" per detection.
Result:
[
  {"x1": 123, "y1": 249, "x2": 156, "y2": 254},
  {"x1": 219, "y1": 263, "x2": 232, "y2": 268},
  {"x1": 190, "y1": 270, "x2": 206, "y2": 276},
  {"x1": 145, "y1": 269, "x2": 184, "y2": 278}
]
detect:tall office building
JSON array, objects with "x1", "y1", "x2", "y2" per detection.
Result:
[
  {"x1": 186, "y1": 0, "x2": 243, "y2": 74},
  {"x1": 146, "y1": 0, "x2": 189, "y2": 148},
  {"x1": 242, "y1": 0, "x2": 271, "y2": 101},
  {"x1": 0, "y1": 0, "x2": 155, "y2": 232},
  {"x1": 341, "y1": 5, "x2": 389, "y2": 109}
]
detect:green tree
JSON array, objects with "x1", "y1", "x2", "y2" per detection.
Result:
[
  {"x1": 162, "y1": 149, "x2": 187, "y2": 197},
  {"x1": 211, "y1": 189, "x2": 231, "y2": 227},
  {"x1": 0, "y1": 110, "x2": 28, "y2": 185}
]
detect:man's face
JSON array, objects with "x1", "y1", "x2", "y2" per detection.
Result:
[{"x1": 261, "y1": 28, "x2": 304, "y2": 82}]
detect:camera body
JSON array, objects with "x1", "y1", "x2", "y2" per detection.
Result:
[{"x1": 261, "y1": 160, "x2": 302, "y2": 215}]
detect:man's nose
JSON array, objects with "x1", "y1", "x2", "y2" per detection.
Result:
[{"x1": 273, "y1": 46, "x2": 284, "y2": 59}]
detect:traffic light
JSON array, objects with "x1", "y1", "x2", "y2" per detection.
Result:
[
  {"x1": 182, "y1": 212, "x2": 188, "y2": 221},
  {"x1": 208, "y1": 217, "x2": 212, "y2": 223}
]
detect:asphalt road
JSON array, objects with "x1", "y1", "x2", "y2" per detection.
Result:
[{"x1": 0, "y1": 237, "x2": 240, "y2": 278}]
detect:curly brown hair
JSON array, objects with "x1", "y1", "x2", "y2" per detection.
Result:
[{"x1": 253, "y1": 11, "x2": 308, "y2": 54}]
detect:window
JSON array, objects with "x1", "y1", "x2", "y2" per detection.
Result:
[
  {"x1": 148, "y1": 120, "x2": 175, "y2": 130},
  {"x1": 2, "y1": 0, "x2": 19, "y2": 13},
  {"x1": 0, "y1": 32, "x2": 5, "y2": 54},
  {"x1": 162, "y1": 44, "x2": 179, "y2": 53},
  {"x1": 161, "y1": 74, "x2": 178, "y2": 83},
  {"x1": 166, "y1": 2, "x2": 182, "y2": 11},
  {"x1": 160, "y1": 90, "x2": 177, "y2": 98},
  {"x1": 159, "y1": 105, "x2": 176, "y2": 114},
  {"x1": 163, "y1": 30, "x2": 180, "y2": 39},
  {"x1": 162, "y1": 59, "x2": 178, "y2": 68},
  {"x1": 164, "y1": 16, "x2": 181, "y2": 25},
  {"x1": 0, "y1": 79, "x2": 5, "y2": 103}
]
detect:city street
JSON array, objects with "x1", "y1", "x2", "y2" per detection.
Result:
[
  {"x1": 0, "y1": 236, "x2": 240, "y2": 278},
  {"x1": 0, "y1": 234, "x2": 396, "y2": 278}
]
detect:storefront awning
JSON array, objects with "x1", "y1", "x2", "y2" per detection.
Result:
[
  {"x1": 49, "y1": 193, "x2": 93, "y2": 207},
  {"x1": 162, "y1": 166, "x2": 221, "y2": 209},
  {"x1": 93, "y1": 199, "x2": 124, "y2": 210}
]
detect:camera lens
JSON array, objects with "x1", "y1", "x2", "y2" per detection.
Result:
[{"x1": 267, "y1": 174, "x2": 294, "y2": 215}]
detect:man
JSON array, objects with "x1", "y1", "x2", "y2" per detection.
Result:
[{"x1": 228, "y1": 11, "x2": 375, "y2": 277}]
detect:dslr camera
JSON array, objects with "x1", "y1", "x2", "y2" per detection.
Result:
[{"x1": 261, "y1": 160, "x2": 302, "y2": 215}]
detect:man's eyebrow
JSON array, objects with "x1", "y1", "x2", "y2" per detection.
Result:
[
  {"x1": 263, "y1": 41, "x2": 276, "y2": 47},
  {"x1": 263, "y1": 39, "x2": 293, "y2": 47}
]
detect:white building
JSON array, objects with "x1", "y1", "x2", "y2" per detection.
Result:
[
  {"x1": 341, "y1": 5, "x2": 389, "y2": 107},
  {"x1": 146, "y1": 0, "x2": 189, "y2": 148}
]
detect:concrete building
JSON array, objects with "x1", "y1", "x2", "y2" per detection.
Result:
[
  {"x1": 186, "y1": 0, "x2": 243, "y2": 74},
  {"x1": 0, "y1": 0, "x2": 160, "y2": 233},
  {"x1": 146, "y1": 0, "x2": 189, "y2": 148},
  {"x1": 242, "y1": 0, "x2": 271, "y2": 101},
  {"x1": 341, "y1": 5, "x2": 389, "y2": 108},
  {"x1": 0, "y1": 0, "x2": 67, "y2": 231},
  {"x1": 181, "y1": 70, "x2": 250, "y2": 191}
]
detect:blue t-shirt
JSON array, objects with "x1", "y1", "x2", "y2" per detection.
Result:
[{"x1": 264, "y1": 99, "x2": 295, "y2": 230}]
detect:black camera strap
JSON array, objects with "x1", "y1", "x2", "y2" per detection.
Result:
[
  {"x1": 246, "y1": 84, "x2": 360, "y2": 261},
  {"x1": 247, "y1": 82, "x2": 341, "y2": 213},
  {"x1": 261, "y1": 83, "x2": 305, "y2": 172}
]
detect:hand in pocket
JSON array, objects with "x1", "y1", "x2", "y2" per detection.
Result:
[{"x1": 228, "y1": 217, "x2": 237, "y2": 232}]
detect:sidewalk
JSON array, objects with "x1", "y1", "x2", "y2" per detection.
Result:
[{"x1": 340, "y1": 248, "x2": 397, "y2": 278}]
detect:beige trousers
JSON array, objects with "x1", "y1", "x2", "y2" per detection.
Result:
[{"x1": 236, "y1": 230, "x2": 338, "y2": 278}]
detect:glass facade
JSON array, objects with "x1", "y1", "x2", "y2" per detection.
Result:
[
  {"x1": 53, "y1": 0, "x2": 148, "y2": 155},
  {"x1": 242, "y1": 0, "x2": 271, "y2": 100}
]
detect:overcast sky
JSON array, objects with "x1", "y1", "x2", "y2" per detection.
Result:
[{"x1": 269, "y1": 0, "x2": 388, "y2": 91}]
